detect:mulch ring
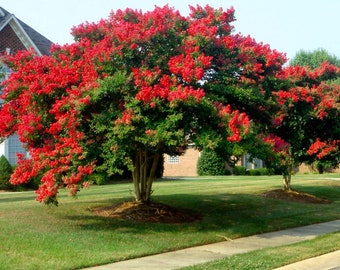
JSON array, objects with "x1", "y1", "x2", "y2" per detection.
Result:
[
  {"x1": 93, "y1": 201, "x2": 203, "y2": 224},
  {"x1": 261, "y1": 189, "x2": 331, "y2": 204}
]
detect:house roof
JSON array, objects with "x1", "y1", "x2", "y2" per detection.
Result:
[{"x1": 0, "y1": 7, "x2": 53, "y2": 55}]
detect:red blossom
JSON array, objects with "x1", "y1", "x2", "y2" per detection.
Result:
[
  {"x1": 307, "y1": 139, "x2": 339, "y2": 159},
  {"x1": 262, "y1": 134, "x2": 289, "y2": 154},
  {"x1": 115, "y1": 109, "x2": 133, "y2": 125},
  {"x1": 218, "y1": 105, "x2": 251, "y2": 142},
  {"x1": 168, "y1": 85, "x2": 205, "y2": 102},
  {"x1": 168, "y1": 53, "x2": 212, "y2": 82},
  {"x1": 145, "y1": 129, "x2": 156, "y2": 136}
]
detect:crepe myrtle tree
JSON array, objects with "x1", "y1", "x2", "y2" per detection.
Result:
[
  {"x1": 0, "y1": 5, "x2": 286, "y2": 204},
  {"x1": 288, "y1": 49, "x2": 340, "y2": 173},
  {"x1": 264, "y1": 63, "x2": 340, "y2": 190}
]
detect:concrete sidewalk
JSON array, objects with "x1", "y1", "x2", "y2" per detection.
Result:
[
  {"x1": 274, "y1": 250, "x2": 340, "y2": 270},
  {"x1": 83, "y1": 220, "x2": 340, "y2": 270}
]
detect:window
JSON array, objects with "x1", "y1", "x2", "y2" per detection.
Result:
[
  {"x1": 242, "y1": 154, "x2": 263, "y2": 169},
  {"x1": 167, "y1": 155, "x2": 179, "y2": 164},
  {"x1": 7, "y1": 134, "x2": 26, "y2": 165}
]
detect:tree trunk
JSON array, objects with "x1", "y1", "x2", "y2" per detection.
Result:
[
  {"x1": 132, "y1": 149, "x2": 161, "y2": 204},
  {"x1": 282, "y1": 149, "x2": 293, "y2": 191},
  {"x1": 283, "y1": 172, "x2": 292, "y2": 191}
]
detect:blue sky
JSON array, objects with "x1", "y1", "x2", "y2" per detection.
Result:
[{"x1": 2, "y1": 0, "x2": 340, "y2": 61}]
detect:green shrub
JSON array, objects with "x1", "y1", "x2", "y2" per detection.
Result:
[
  {"x1": 0, "y1": 155, "x2": 14, "y2": 190},
  {"x1": 258, "y1": 168, "x2": 271, "y2": 175},
  {"x1": 236, "y1": 167, "x2": 274, "y2": 176},
  {"x1": 197, "y1": 150, "x2": 225, "y2": 176},
  {"x1": 248, "y1": 169, "x2": 261, "y2": 176},
  {"x1": 233, "y1": 166, "x2": 247, "y2": 175}
]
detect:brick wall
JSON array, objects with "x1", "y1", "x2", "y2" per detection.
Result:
[
  {"x1": 0, "y1": 24, "x2": 26, "y2": 54},
  {"x1": 163, "y1": 148, "x2": 200, "y2": 177},
  {"x1": 297, "y1": 163, "x2": 340, "y2": 174}
]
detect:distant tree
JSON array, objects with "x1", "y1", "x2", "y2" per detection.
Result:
[{"x1": 290, "y1": 48, "x2": 340, "y2": 69}]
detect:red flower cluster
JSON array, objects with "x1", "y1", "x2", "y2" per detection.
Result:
[
  {"x1": 234, "y1": 34, "x2": 287, "y2": 83},
  {"x1": 307, "y1": 139, "x2": 339, "y2": 159},
  {"x1": 168, "y1": 52, "x2": 212, "y2": 82},
  {"x1": 115, "y1": 109, "x2": 133, "y2": 125},
  {"x1": 218, "y1": 105, "x2": 251, "y2": 142},
  {"x1": 188, "y1": 5, "x2": 235, "y2": 39},
  {"x1": 281, "y1": 61, "x2": 339, "y2": 82},
  {"x1": 134, "y1": 70, "x2": 205, "y2": 104},
  {"x1": 274, "y1": 62, "x2": 340, "y2": 121},
  {"x1": 262, "y1": 134, "x2": 289, "y2": 154}
]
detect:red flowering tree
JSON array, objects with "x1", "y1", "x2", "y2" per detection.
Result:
[
  {"x1": 0, "y1": 5, "x2": 286, "y2": 204},
  {"x1": 269, "y1": 62, "x2": 340, "y2": 190}
]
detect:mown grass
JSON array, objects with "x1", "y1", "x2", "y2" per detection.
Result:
[{"x1": 0, "y1": 174, "x2": 339, "y2": 270}]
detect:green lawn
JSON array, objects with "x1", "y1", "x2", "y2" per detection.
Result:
[{"x1": 0, "y1": 174, "x2": 339, "y2": 270}]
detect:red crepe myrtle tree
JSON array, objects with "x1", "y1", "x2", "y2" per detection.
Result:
[
  {"x1": 0, "y1": 5, "x2": 286, "y2": 204},
  {"x1": 266, "y1": 62, "x2": 340, "y2": 190}
]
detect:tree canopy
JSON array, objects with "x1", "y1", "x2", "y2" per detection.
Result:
[
  {"x1": 0, "y1": 5, "x2": 288, "y2": 204},
  {"x1": 3, "y1": 5, "x2": 339, "y2": 203}
]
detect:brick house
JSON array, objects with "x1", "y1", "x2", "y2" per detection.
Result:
[
  {"x1": 0, "y1": 6, "x2": 53, "y2": 164},
  {"x1": 0, "y1": 7, "x2": 52, "y2": 56},
  {"x1": 163, "y1": 148, "x2": 340, "y2": 177},
  {"x1": 163, "y1": 146, "x2": 200, "y2": 177},
  {"x1": 163, "y1": 148, "x2": 264, "y2": 177}
]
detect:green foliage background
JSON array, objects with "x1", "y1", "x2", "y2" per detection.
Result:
[{"x1": 290, "y1": 48, "x2": 340, "y2": 69}]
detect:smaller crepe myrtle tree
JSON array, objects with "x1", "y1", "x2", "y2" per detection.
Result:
[
  {"x1": 0, "y1": 5, "x2": 286, "y2": 204},
  {"x1": 289, "y1": 49, "x2": 340, "y2": 173},
  {"x1": 267, "y1": 62, "x2": 340, "y2": 190}
]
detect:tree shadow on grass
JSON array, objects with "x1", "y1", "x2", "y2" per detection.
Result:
[
  {"x1": 290, "y1": 184, "x2": 340, "y2": 201},
  {"x1": 63, "y1": 190, "x2": 339, "y2": 238}
]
